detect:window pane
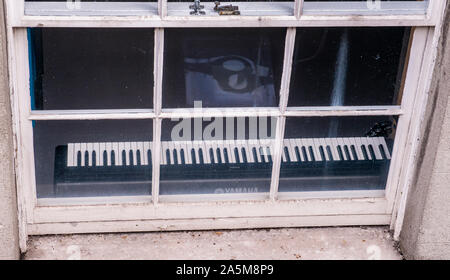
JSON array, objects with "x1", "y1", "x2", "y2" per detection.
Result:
[
  {"x1": 34, "y1": 120, "x2": 153, "y2": 198},
  {"x1": 279, "y1": 116, "x2": 397, "y2": 193},
  {"x1": 163, "y1": 28, "x2": 285, "y2": 109},
  {"x1": 289, "y1": 27, "x2": 411, "y2": 107},
  {"x1": 29, "y1": 28, "x2": 154, "y2": 110},
  {"x1": 159, "y1": 117, "x2": 277, "y2": 198}
]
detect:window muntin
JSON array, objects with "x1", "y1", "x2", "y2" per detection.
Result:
[
  {"x1": 288, "y1": 27, "x2": 411, "y2": 107},
  {"x1": 33, "y1": 119, "x2": 154, "y2": 198},
  {"x1": 279, "y1": 116, "x2": 396, "y2": 193},
  {"x1": 28, "y1": 28, "x2": 155, "y2": 110},
  {"x1": 162, "y1": 28, "x2": 286, "y2": 109}
]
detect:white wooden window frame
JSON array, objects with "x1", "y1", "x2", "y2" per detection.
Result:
[{"x1": 4, "y1": 0, "x2": 447, "y2": 251}]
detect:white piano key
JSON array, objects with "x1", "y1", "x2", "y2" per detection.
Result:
[
  {"x1": 136, "y1": 142, "x2": 144, "y2": 165},
  {"x1": 105, "y1": 142, "x2": 112, "y2": 166},
  {"x1": 80, "y1": 142, "x2": 87, "y2": 167},
  {"x1": 354, "y1": 138, "x2": 365, "y2": 160},
  {"x1": 67, "y1": 143, "x2": 74, "y2": 167},
  {"x1": 93, "y1": 142, "x2": 100, "y2": 166},
  {"x1": 181, "y1": 142, "x2": 191, "y2": 164},
  {"x1": 300, "y1": 139, "x2": 312, "y2": 161},
  {"x1": 143, "y1": 141, "x2": 150, "y2": 165},
  {"x1": 284, "y1": 139, "x2": 295, "y2": 162},
  {"x1": 113, "y1": 142, "x2": 121, "y2": 166},
  {"x1": 98, "y1": 143, "x2": 106, "y2": 166},
  {"x1": 360, "y1": 138, "x2": 373, "y2": 160},
  {"x1": 192, "y1": 141, "x2": 201, "y2": 164},
  {"x1": 367, "y1": 138, "x2": 382, "y2": 160},
  {"x1": 318, "y1": 138, "x2": 330, "y2": 161},
  {"x1": 218, "y1": 141, "x2": 226, "y2": 163},
  {"x1": 248, "y1": 140, "x2": 258, "y2": 163},
  {"x1": 203, "y1": 142, "x2": 211, "y2": 164},
  {"x1": 226, "y1": 140, "x2": 236, "y2": 163},
  {"x1": 174, "y1": 141, "x2": 182, "y2": 164},
  {"x1": 329, "y1": 138, "x2": 341, "y2": 161},
  {"x1": 336, "y1": 138, "x2": 348, "y2": 160},
  {"x1": 378, "y1": 137, "x2": 391, "y2": 159},
  {"x1": 310, "y1": 138, "x2": 322, "y2": 161},
  {"x1": 161, "y1": 142, "x2": 168, "y2": 165},
  {"x1": 288, "y1": 139, "x2": 299, "y2": 162},
  {"x1": 240, "y1": 140, "x2": 252, "y2": 163}
]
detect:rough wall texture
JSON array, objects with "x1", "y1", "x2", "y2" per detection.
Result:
[
  {"x1": 0, "y1": 0, "x2": 19, "y2": 260},
  {"x1": 400, "y1": 2, "x2": 450, "y2": 260}
]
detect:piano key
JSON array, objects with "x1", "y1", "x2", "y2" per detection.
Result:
[
  {"x1": 80, "y1": 142, "x2": 87, "y2": 167},
  {"x1": 98, "y1": 143, "x2": 105, "y2": 166},
  {"x1": 168, "y1": 141, "x2": 176, "y2": 165},
  {"x1": 336, "y1": 138, "x2": 348, "y2": 160},
  {"x1": 359, "y1": 138, "x2": 373, "y2": 160},
  {"x1": 104, "y1": 142, "x2": 111, "y2": 166},
  {"x1": 226, "y1": 141, "x2": 236, "y2": 163},
  {"x1": 378, "y1": 137, "x2": 391, "y2": 159},
  {"x1": 242, "y1": 144, "x2": 253, "y2": 163},
  {"x1": 93, "y1": 143, "x2": 100, "y2": 166},
  {"x1": 161, "y1": 142, "x2": 167, "y2": 165},
  {"x1": 368, "y1": 139, "x2": 382, "y2": 160},
  {"x1": 288, "y1": 139, "x2": 299, "y2": 162},
  {"x1": 215, "y1": 141, "x2": 226, "y2": 164},
  {"x1": 181, "y1": 142, "x2": 191, "y2": 164},
  {"x1": 174, "y1": 142, "x2": 182, "y2": 165},
  {"x1": 143, "y1": 141, "x2": 150, "y2": 165},
  {"x1": 329, "y1": 138, "x2": 341, "y2": 161},
  {"x1": 318, "y1": 139, "x2": 330, "y2": 161},
  {"x1": 295, "y1": 139, "x2": 305, "y2": 161},
  {"x1": 300, "y1": 139, "x2": 312, "y2": 161},
  {"x1": 136, "y1": 142, "x2": 143, "y2": 165},
  {"x1": 67, "y1": 143, "x2": 75, "y2": 167},
  {"x1": 312, "y1": 139, "x2": 323, "y2": 161},
  {"x1": 284, "y1": 140, "x2": 295, "y2": 162},
  {"x1": 113, "y1": 142, "x2": 121, "y2": 166},
  {"x1": 124, "y1": 142, "x2": 131, "y2": 166},
  {"x1": 354, "y1": 138, "x2": 365, "y2": 160},
  {"x1": 130, "y1": 142, "x2": 138, "y2": 165},
  {"x1": 342, "y1": 138, "x2": 355, "y2": 161},
  {"x1": 192, "y1": 141, "x2": 202, "y2": 164},
  {"x1": 235, "y1": 140, "x2": 246, "y2": 163},
  {"x1": 203, "y1": 142, "x2": 211, "y2": 164}
]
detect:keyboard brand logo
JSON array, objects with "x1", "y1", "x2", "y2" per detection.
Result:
[{"x1": 214, "y1": 187, "x2": 259, "y2": 194}]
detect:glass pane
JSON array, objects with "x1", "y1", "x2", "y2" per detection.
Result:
[
  {"x1": 289, "y1": 27, "x2": 411, "y2": 107},
  {"x1": 278, "y1": 116, "x2": 397, "y2": 193},
  {"x1": 167, "y1": 1, "x2": 294, "y2": 17},
  {"x1": 28, "y1": 28, "x2": 154, "y2": 110},
  {"x1": 163, "y1": 28, "x2": 285, "y2": 109},
  {"x1": 159, "y1": 116, "x2": 277, "y2": 197},
  {"x1": 34, "y1": 120, "x2": 153, "y2": 198}
]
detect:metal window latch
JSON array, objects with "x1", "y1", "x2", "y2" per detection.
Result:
[
  {"x1": 214, "y1": 1, "x2": 241, "y2": 15},
  {"x1": 190, "y1": 0, "x2": 205, "y2": 15}
]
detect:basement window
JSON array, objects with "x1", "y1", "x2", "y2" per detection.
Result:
[{"x1": 4, "y1": 0, "x2": 444, "y2": 236}]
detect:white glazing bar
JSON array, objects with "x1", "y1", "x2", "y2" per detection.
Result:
[
  {"x1": 295, "y1": 0, "x2": 304, "y2": 18},
  {"x1": 160, "y1": 107, "x2": 280, "y2": 119},
  {"x1": 269, "y1": 27, "x2": 296, "y2": 201},
  {"x1": 29, "y1": 109, "x2": 156, "y2": 120},
  {"x1": 159, "y1": 0, "x2": 167, "y2": 17}
]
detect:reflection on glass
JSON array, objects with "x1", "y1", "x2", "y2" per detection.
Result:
[
  {"x1": 28, "y1": 28, "x2": 154, "y2": 110},
  {"x1": 159, "y1": 117, "x2": 277, "y2": 197},
  {"x1": 278, "y1": 116, "x2": 397, "y2": 193},
  {"x1": 163, "y1": 28, "x2": 285, "y2": 108},
  {"x1": 289, "y1": 27, "x2": 411, "y2": 107},
  {"x1": 34, "y1": 120, "x2": 154, "y2": 198}
]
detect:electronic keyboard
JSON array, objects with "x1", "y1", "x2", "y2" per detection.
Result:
[{"x1": 53, "y1": 137, "x2": 391, "y2": 196}]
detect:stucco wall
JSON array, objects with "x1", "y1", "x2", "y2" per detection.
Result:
[
  {"x1": 400, "y1": 2, "x2": 450, "y2": 260},
  {"x1": 0, "y1": 0, "x2": 19, "y2": 260}
]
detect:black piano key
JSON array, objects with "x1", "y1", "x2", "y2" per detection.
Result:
[
  {"x1": 343, "y1": 145, "x2": 352, "y2": 161},
  {"x1": 129, "y1": 150, "x2": 134, "y2": 165},
  {"x1": 172, "y1": 150, "x2": 178, "y2": 164},
  {"x1": 234, "y1": 148, "x2": 240, "y2": 163},
  {"x1": 301, "y1": 146, "x2": 308, "y2": 162},
  {"x1": 284, "y1": 146, "x2": 290, "y2": 162},
  {"x1": 147, "y1": 149, "x2": 152, "y2": 165},
  {"x1": 308, "y1": 146, "x2": 316, "y2": 162},
  {"x1": 111, "y1": 151, "x2": 116, "y2": 166},
  {"x1": 180, "y1": 148, "x2": 186, "y2": 165},
  {"x1": 165, "y1": 149, "x2": 171, "y2": 165},
  {"x1": 361, "y1": 145, "x2": 369, "y2": 161},
  {"x1": 85, "y1": 151, "x2": 89, "y2": 166},
  {"x1": 223, "y1": 148, "x2": 229, "y2": 164},
  {"x1": 241, "y1": 147, "x2": 247, "y2": 163},
  {"x1": 368, "y1": 145, "x2": 376, "y2": 161},
  {"x1": 295, "y1": 146, "x2": 302, "y2": 162},
  {"x1": 191, "y1": 148, "x2": 197, "y2": 164},
  {"x1": 252, "y1": 147, "x2": 259, "y2": 163},
  {"x1": 326, "y1": 146, "x2": 334, "y2": 161},
  {"x1": 122, "y1": 150, "x2": 127, "y2": 166},
  {"x1": 137, "y1": 150, "x2": 142, "y2": 165},
  {"x1": 103, "y1": 150, "x2": 108, "y2": 166},
  {"x1": 319, "y1": 146, "x2": 326, "y2": 162},
  {"x1": 350, "y1": 145, "x2": 358, "y2": 161},
  {"x1": 92, "y1": 151, "x2": 97, "y2": 166},
  {"x1": 337, "y1": 145, "x2": 345, "y2": 161},
  {"x1": 209, "y1": 148, "x2": 215, "y2": 164},
  {"x1": 198, "y1": 148, "x2": 204, "y2": 165},
  {"x1": 379, "y1": 144, "x2": 387, "y2": 160},
  {"x1": 77, "y1": 151, "x2": 82, "y2": 167}
]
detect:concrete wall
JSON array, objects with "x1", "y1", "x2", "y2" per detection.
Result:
[
  {"x1": 400, "y1": 2, "x2": 450, "y2": 260},
  {"x1": 0, "y1": 0, "x2": 19, "y2": 260}
]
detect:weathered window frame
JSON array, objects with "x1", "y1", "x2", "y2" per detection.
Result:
[{"x1": 4, "y1": 0, "x2": 447, "y2": 251}]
